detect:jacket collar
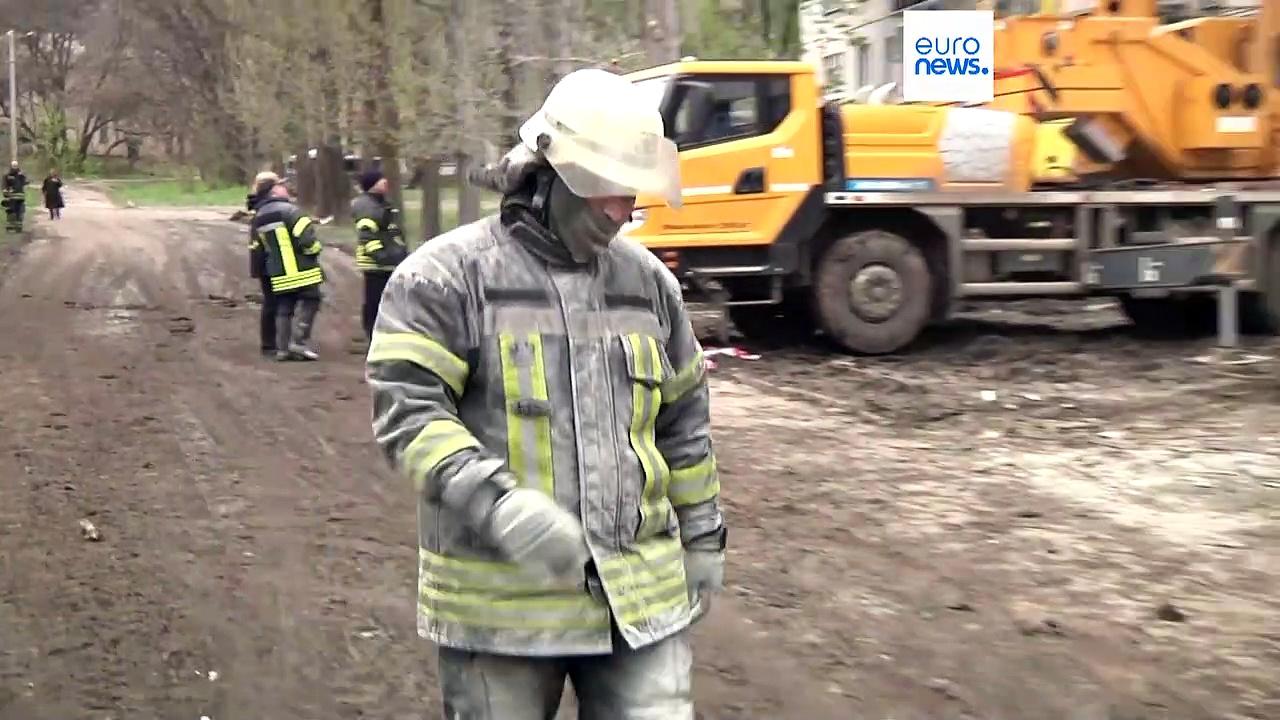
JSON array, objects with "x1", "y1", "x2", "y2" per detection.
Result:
[{"x1": 499, "y1": 168, "x2": 587, "y2": 269}]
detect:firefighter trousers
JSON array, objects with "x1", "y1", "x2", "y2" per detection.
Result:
[
  {"x1": 258, "y1": 275, "x2": 278, "y2": 354},
  {"x1": 361, "y1": 270, "x2": 391, "y2": 342},
  {"x1": 437, "y1": 631, "x2": 693, "y2": 720},
  {"x1": 274, "y1": 284, "x2": 321, "y2": 352}
]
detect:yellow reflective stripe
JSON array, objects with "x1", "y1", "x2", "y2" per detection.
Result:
[
  {"x1": 367, "y1": 331, "x2": 470, "y2": 396},
  {"x1": 660, "y1": 351, "x2": 705, "y2": 405},
  {"x1": 292, "y1": 215, "x2": 313, "y2": 237},
  {"x1": 418, "y1": 549, "x2": 611, "y2": 630},
  {"x1": 274, "y1": 226, "x2": 299, "y2": 276},
  {"x1": 668, "y1": 455, "x2": 719, "y2": 506},
  {"x1": 270, "y1": 267, "x2": 323, "y2": 291},
  {"x1": 612, "y1": 576, "x2": 690, "y2": 625},
  {"x1": 355, "y1": 217, "x2": 379, "y2": 232},
  {"x1": 402, "y1": 419, "x2": 481, "y2": 491},
  {"x1": 624, "y1": 334, "x2": 671, "y2": 539},
  {"x1": 365, "y1": 239, "x2": 385, "y2": 252},
  {"x1": 595, "y1": 537, "x2": 689, "y2": 624},
  {"x1": 499, "y1": 333, "x2": 554, "y2": 495},
  {"x1": 302, "y1": 240, "x2": 322, "y2": 254}
]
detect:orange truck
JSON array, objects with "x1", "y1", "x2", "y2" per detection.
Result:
[{"x1": 620, "y1": 3, "x2": 1280, "y2": 354}]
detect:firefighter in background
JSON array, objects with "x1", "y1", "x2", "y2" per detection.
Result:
[
  {"x1": 247, "y1": 171, "x2": 281, "y2": 358},
  {"x1": 249, "y1": 176, "x2": 325, "y2": 361},
  {"x1": 351, "y1": 170, "x2": 409, "y2": 341},
  {"x1": 3, "y1": 161, "x2": 28, "y2": 233},
  {"x1": 367, "y1": 68, "x2": 723, "y2": 718}
]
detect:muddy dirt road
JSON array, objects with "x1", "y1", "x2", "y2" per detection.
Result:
[{"x1": 1, "y1": 187, "x2": 1277, "y2": 719}]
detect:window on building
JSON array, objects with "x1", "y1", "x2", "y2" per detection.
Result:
[
  {"x1": 886, "y1": 26, "x2": 903, "y2": 64},
  {"x1": 856, "y1": 43, "x2": 870, "y2": 88},
  {"x1": 823, "y1": 51, "x2": 846, "y2": 93}
]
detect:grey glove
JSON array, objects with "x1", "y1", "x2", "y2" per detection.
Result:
[
  {"x1": 484, "y1": 487, "x2": 589, "y2": 579},
  {"x1": 683, "y1": 530, "x2": 726, "y2": 622}
]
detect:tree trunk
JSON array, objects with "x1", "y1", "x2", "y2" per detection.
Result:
[
  {"x1": 644, "y1": 0, "x2": 681, "y2": 64},
  {"x1": 448, "y1": 0, "x2": 480, "y2": 224},
  {"x1": 455, "y1": 152, "x2": 480, "y2": 226},
  {"x1": 418, "y1": 156, "x2": 442, "y2": 242},
  {"x1": 318, "y1": 47, "x2": 351, "y2": 223},
  {"x1": 316, "y1": 144, "x2": 348, "y2": 220},
  {"x1": 295, "y1": 147, "x2": 318, "y2": 211},
  {"x1": 368, "y1": 0, "x2": 403, "y2": 211},
  {"x1": 497, "y1": 2, "x2": 521, "y2": 145}
]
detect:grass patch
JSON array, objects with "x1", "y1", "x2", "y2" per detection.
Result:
[{"x1": 100, "y1": 179, "x2": 245, "y2": 207}]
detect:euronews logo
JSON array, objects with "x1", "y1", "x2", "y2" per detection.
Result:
[
  {"x1": 913, "y1": 37, "x2": 989, "y2": 77},
  {"x1": 902, "y1": 10, "x2": 994, "y2": 103}
]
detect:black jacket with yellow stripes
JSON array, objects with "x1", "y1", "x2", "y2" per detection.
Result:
[
  {"x1": 352, "y1": 191, "x2": 409, "y2": 272},
  {"x1": 249, "y1": 197, "x2": 325, "y2": 293}
]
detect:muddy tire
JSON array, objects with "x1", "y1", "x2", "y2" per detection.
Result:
[
  {"x1": 728, "y1": 291, "x2": 816, "y2": 346},
  {"x1": 814, "y1": 230, "x2": 933, "y2": 355}
]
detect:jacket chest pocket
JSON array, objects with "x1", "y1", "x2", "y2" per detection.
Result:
[{"x1": 618, "y1": 333, "x2": 677, "y2": 541}]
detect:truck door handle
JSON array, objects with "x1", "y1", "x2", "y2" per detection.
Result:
[{"x1": 733, "y1": 167, "x2": 766, "y2": 194}]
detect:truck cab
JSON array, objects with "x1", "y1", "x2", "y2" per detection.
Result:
[{"x1": 626, "y1": 61, "x2": 827, "y2": 268}]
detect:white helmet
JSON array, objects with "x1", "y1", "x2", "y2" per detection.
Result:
[{"x1": 519, "y1": 68, "x2": 682, "y2": 209}]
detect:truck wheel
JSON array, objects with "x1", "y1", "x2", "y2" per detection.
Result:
[
  {"x1": 728, "y1": 291, "x2": 816, "y2": 346},
  {"x1": 814, "y1": 230, "x2": 933, "y2": 354},
  {"x1": 1118, "y1": 295, "x2": 1216, "y2": 337}
]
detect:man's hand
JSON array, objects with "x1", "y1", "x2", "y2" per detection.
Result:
[
  {"x1": 683, "y1": 528, "x2": 726, "y2": 622},
  {"x1": 484, "y1": 487, "x2": 589, "y2": 579}
]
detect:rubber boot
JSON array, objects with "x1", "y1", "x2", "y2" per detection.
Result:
[
  {"x1": 275, "y1": 305, "x2": 295, "y2": 362},
  {"x1": 289, "y1": 297, "x2": 320, "y2": 361}
]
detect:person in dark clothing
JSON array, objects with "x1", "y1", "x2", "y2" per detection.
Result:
[
  {"x1": 351, "y1": 170, "x2": 409, "y2": 341},
  {"x1": 247, "y1": 171, "x2": 282, "y2": 358},
  {"x1": 41, "y1": 170, "x2": 64, "y2": 220},
  {"x1": 249, "y1": 175, "x2": 325, "y2": 361},
  {"x1": 3, "y1": 161, "x2": 27, "y2": 232}
]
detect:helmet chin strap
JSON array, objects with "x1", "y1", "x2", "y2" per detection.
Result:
[{"x1": 531, "y1": 169, "x2": 555, "y2": 227}]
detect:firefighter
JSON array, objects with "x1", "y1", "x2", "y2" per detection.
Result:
[
  {"x1": 249, "y1": 176, "x2": 325, "y2": 361},
  {"x1": 351, "y1": 169, "x2": 408, "y2": 341},
  {"x1": 3, "y1": 161, "x2": 27, "y2": 233},
  {"x1": 247, "y1": 171, "x2": 281, "y2": 358},
  {"x1": 366, "y1": 68, "x2": 723, "y2": 718}
]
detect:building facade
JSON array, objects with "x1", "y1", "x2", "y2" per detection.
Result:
[{"x1": 800, "y1": 1, "x2": 981, "y2": 100}]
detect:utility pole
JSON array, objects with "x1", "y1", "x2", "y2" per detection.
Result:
[{"x1": 7, "y1": 30, "x2": 15, "y2": 164}]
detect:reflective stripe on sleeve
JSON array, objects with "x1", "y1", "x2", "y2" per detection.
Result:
[
  {"x1": 355, "y1": 217, "x2": 379, "y2": 232},
  {"x1": 367, "y1": 331, "x2": 470, "y2": 396},
  {"x1": 402, "y1": 419, "x2": 482, "y2": 492},
  {"x1": 660, "y1": 351, "x2": 705, "y2": 405},
  {"x1": 667, "y1": 454, "x2": 719, "y2": 507},
  {"x1": 292, "y1": 216, "x2": 313, "y2": 238}
]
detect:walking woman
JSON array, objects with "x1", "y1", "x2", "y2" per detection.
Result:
[{"x1": 42, "y1": 170, "x2": 64, "y2": 220}]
